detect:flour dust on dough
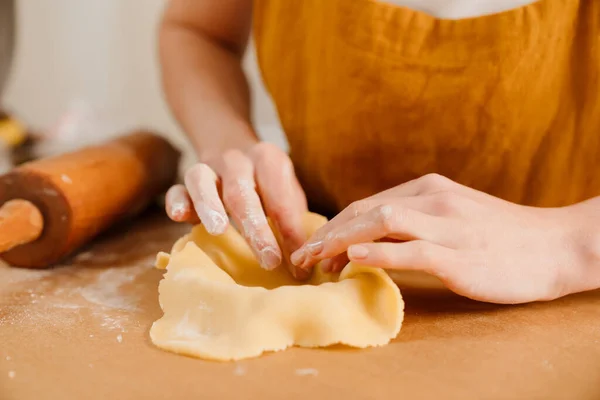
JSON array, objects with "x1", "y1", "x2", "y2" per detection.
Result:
[{"x1": 150, "y1": 213, "x2": 404, "y2": 361}]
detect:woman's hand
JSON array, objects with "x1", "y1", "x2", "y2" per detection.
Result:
[
  {"x1": 166, "y1": 142, "x2": 309, "y2": 279},
  {"x1": 291, "y1": 174, "x2": 600, "y2": 304}
]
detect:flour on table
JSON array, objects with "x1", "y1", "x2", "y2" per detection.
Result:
[
  {"x1": 60, "y1": 174, "x2": 73, "y2": 184},
  {"x1": 295, "y1": 368, "x2": 319, "y2": 377},
  {"x1": 0, "y1": 264, "x2": 53, "y2": 285},
  {"x1": 79, "y1": 268, "x2": 142, "y2": 311},
  {"x1": 98, "y1": 314, "x2": 129, "y2": 331},
  {"x1": 8, "y1": 371, "x2": 15, "y2": 379},
  {"x1": 0, "y1": 261, "x2": 151, "y2": 334},
  {"x1": 233, "y1": 364, "x2": 247, "y2": 376}
]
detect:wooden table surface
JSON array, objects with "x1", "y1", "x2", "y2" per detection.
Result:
[{"x1": 1, "y1": 212, "x2": 599, "y2": 400}]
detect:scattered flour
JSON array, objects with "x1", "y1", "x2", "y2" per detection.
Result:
[
  {"x1": 97, "y1": 313, "x2": 130, "y2": 332},
  {"x1": 1, "y1": 266, "x2": 54, "y2": 285},
  {"x1": 52, "y1": 303, "x2": 82, "y2": 310},
  {"x1": 8, "y1": 371, "x2": 15, "y2": 379},
  {"x1": 61, "y1": 174, "x2": 73, "y2": 184},
  {"x1": 79, "y1": 268, "x2": 141, "y2": 311},
  {"x1": 116, "y1": 334, "x2": 123, "y2": 343},
  {"x1": 0, "y1": 263, "x2": 150, "y2": 334},
  {"x1": 295, "y1": 368, "x2": 319, "y2": 377},
  {"x1": 74, "y1": 251, "x2": 120, "y2": 264},
  {"x1": 233, "y1": 364, "x2": 247, "y2": 376},
  {"x1": 5, "y1": 356, "x2": 11, "y2": 361}
]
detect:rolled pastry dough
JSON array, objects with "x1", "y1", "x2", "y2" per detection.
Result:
[{"x1": 150, "y1": 213, "x2": 404, "y2": 361}]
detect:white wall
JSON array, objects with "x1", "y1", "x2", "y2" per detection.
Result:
[{"x1": 3, "y1": 0, "x2": 284, "y2": 157}]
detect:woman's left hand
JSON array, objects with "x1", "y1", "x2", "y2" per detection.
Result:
[{"x1": 291, "y1": 174, "x2": 598, "y2": 304}]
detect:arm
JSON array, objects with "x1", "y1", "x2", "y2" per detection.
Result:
[
  {"x1": 565, "y1": 196, "x2": 600, "y2": 293},
  {"x1": 291, "y1": 173, "x2": 600, "y2": 304},
  {"x1": 159, "y1": 0, "x2": 256, "y2": 157},
  {"x1": 160, "y1": 0, "x2": 310, "y2": 279}
]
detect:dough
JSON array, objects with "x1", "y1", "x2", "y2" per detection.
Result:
[{"x1": 150, "y1": 213, "x2": 404, "y2": 361}]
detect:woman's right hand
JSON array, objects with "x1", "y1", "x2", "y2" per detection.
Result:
[{"x1": 165, "y1": 142, "x2": 310, "y2": 279}]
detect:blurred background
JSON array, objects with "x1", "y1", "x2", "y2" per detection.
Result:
[{"x1": 3, "y1": 0, "x2": 286, "y2": 162}]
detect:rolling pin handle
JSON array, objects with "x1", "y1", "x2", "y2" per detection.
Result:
[{"x1": 0, "y1": 199, "x2": 44, "y2": 254}]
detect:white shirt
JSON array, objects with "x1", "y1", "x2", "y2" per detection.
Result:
[{"x1": 382, "y1": 0, "x2": 539, "y2": 19}]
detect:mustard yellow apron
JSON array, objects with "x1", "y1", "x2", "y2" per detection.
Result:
[{"x1": 253, "y1": 0, "x2": 600, "y2": 216}]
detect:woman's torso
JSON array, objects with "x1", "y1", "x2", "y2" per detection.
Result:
[{"x1": 253, "y1": 0, "x2": 600, "y2": 216}]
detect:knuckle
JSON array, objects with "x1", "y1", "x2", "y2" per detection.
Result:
[
  {"x1": 222, "y1": 149, "x2": 252, "y2": 170},
  {"x1": 324, "y1": 231, "x2": 342, "y2": 247},
  {"x1": 348, "y1": 202, "x2": 361, "y2": 217},
  {"x1": 432, "y1": 191, "x2": 462, "y2": 215},
  {"x1": 418, "y1": 173, "x2": 450, "y2": 193},
  {"x1": 376, "y1": 204, "x2": 396, "y2": 233},
  {"x1": 253, "y1": 145, "x2": 294, "y2": 176},
  {"x1": 348, "y1": 200, "x2": 369, "y2": 217},
  {"x1": 413, "y1": 241, "x2": 434, "y2": 263},
  {"x1": 249, "y1": 142, "x2": 284, "y2": 163},
  {"x1": 185, "y1": 163, "x2": 214, "y2": 182}
]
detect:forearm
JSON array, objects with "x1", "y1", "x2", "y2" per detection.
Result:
[
  {"x1": 159, "y1": 14, "x2": 257, "y2": 159},
  {"x1": 563, "y1": 197, "x2": 600, "y2": 294}
]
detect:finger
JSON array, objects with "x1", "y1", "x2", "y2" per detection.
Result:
[
  {"x1": 184, "y1": 163, "x2": 228, "y2": 235},
  {"x1": 220, "y1": 150, "x2": 282, "y2": 270},
  {"x1": 287, "y1": 179, "x2": 312, "y2": 280},
  {"x1": 251, "y1": 144, "x2": 309, "y2": 277},
  {"x1": 296, "y1": 175, "x2": 460, "y2": 249},
  {"x1": 300, "y1": 203, "x2": 455, "y2": 268},
  {"x1": 291, "y1": 196, "x2": 433, "y2": 266},
  {"x1": 290, "y1": 199, "x2": 382, "y2": 265},
  {"x1": 165, "y1": 184, "x2": 200, "y2": 223},
  {"x1": 321, "y1": 253, "x2": 350, "y2": 273},
  {"x1": 347, "y1": 241, "x2": 457, "y2": 281}
]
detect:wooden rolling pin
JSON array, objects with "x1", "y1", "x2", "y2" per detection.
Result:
[{"x1": 0, "y1": 131, "x2": 180, "y2": 268}]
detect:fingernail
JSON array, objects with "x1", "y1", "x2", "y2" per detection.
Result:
[
  {"x1": 305, "y1": 240, "x2": 324, "y2": 256},
  {"x1": 349, "y1": 245, "x2": 369, "y2": 259},
  {"x1": 198, "y1": 204, "x2": 228, "y2": 235},
  {"x1": 290, "y1": 249, "x2": 306, "y2": 266},
  {"x1": 207, "y1": 211, "x2": 228, "y2": 235},
  {"x1": 170, "y1": 201, "x2": 186, "y2": 221},
  {"x1": 260, "y1": 247, "x2": 281, "y2": 270}
]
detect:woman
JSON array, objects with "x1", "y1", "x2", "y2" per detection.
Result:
[{"x1": 161, "y1": 0, "x2": 600, "y2": 304}]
